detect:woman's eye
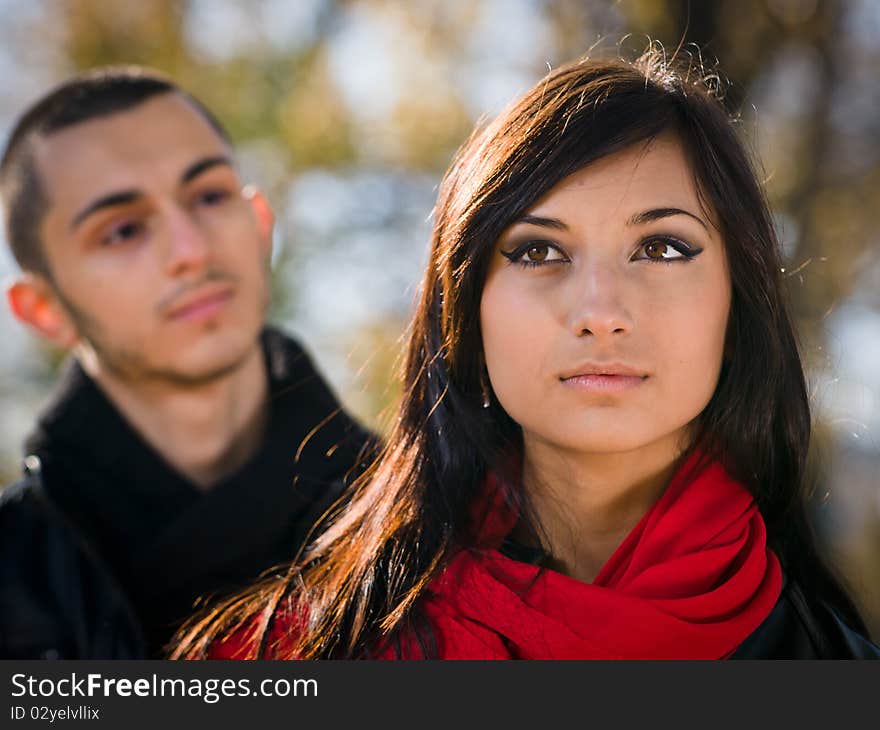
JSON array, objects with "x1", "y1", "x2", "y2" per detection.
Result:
[
  {"x1": 502, "y1": 241, "x2": 568, "y2": 267},
  {"x1": 526, "y1": 244, "x2": 549, "y2": 262},
  {"x1": 634, "y1": 237, "x2": 699, "y2": 263}
]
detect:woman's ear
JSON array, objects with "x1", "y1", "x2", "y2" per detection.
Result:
[
  {"x1": 7, "y1": 275, "x2": 78, "y2": 349},
  {"x1": 243, "y1": 185, "x2": 274, "y2": 255}
]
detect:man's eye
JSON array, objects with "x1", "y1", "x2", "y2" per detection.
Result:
[
  {"x1": 196, "y1": 189, "x2": 231, "y2": 206},
  {"x1": 102, "y1": 220, "x2": 145, "y2": 247}
]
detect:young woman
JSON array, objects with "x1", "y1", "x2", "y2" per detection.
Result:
[{"x1": 174, "y1": 49, "x2": 879, "y2": 660}]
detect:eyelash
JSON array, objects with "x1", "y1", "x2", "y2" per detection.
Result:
[
  {"x1": 101, "y1": 219, "x2": 145, "y2": 247},
  {"x1": 195, "y1": 188, "x2": 232, "y2": 206},
  {"x1": 500, "y1": 236, "x2": 702, "y2": 268},
  {"x1": 96, "y1": 188, "x2": 232, "y2": 247}
]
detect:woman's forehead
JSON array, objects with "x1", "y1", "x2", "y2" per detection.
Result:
[{"x1": 509, "y1": 134, "x2": 716, "y2": 232}]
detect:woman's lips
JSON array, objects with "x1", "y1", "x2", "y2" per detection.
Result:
[{"x1": 561, "y1": 374, "x2": 648, "y2": 393}]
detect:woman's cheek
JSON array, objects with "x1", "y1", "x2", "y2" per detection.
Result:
[{"x1": 481, "y1": 285, "x2": 553, "y2": 398}]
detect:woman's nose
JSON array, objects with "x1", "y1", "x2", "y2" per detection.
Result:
[{"x1": 565, "y1": 262, "x2": 634, "y2": 338}]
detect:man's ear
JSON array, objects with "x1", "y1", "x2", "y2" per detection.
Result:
[
  {"x1": 7, "y1": 275, "x2": 78, "y2": 349},
  {"x1": 243, "y1": 185, "x2": 274, "y2": 255}
]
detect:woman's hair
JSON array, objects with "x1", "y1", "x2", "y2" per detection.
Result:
[{"x1": 172, "y1": 46, "x2": 866, "y2": 659}]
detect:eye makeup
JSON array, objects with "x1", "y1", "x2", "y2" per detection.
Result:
[
  {"x1": 500, "y1": 240, "x2": 569, "y2": 268},
  {"x1": 500, "y1": 234, "x2": 704, "y2": 269},
  {"x1": 631, "y1": 235, "x2": 704, "y2": 264}
]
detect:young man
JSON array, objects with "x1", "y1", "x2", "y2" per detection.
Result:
[{"x1": 0, "y1": 68, "x2": 374, "y2": 658}]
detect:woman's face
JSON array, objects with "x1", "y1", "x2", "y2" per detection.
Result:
[{"x1": 480, "y1": 133, "x2": 731, "y2": 459}]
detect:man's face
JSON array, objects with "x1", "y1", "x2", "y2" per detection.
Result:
[{"x1": 32, "y1": 92, "x2": 272, "y2": 385}]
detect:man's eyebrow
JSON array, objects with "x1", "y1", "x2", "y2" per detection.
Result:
[
  {"x1": 69, "y1": 156, "x2": 235, "y2": 231},
  {"x1": 627, "y1": 207, "x2": 708, "y2": 230},
  {"x1": 511, "y1": 215, "x2": 569, "y2": 230},
  {"x1": 70, "y1": 191, "x2": 142, "y2": 231},
  {"x1": 181, "y1": 155, "x2": 234, "y2": 184}
]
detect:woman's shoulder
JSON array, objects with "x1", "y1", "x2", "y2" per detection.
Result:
[
  {"x1": 731, "y1": 575, "x2": 880, "y2": 659},
  {"x1": 206, "y1": 601, "x2": 304, "y2": 660}
]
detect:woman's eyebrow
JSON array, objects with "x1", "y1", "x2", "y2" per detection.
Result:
[
  {"x1": 627, "y1": 207, "x2": 708, "y2": 230},
  {"x1": 512, "y1": 215, "x2": 569, "y2": 230},
  {"x1": 513, "y1": 208, "x2": 708, "y2": 231}
]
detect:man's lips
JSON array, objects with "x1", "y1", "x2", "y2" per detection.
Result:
[{"x1": 165, "y1": 285, "x2": 235, "y2": 322}]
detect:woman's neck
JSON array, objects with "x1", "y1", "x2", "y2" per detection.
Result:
[{"x1": 517, "y1": 431, "x2": 688, "y2": 583}]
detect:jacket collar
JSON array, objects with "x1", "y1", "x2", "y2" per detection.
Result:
[{"x1": 24, "y1": 327, "x2": 364, "y2": 490}]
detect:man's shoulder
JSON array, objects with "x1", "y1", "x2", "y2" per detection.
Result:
[
  {"x1": 0, "y1": 467, "x2": 95, "y2": 594},
  {"x1": 0, "y1": 467, "x2": 62, "y2": 536},
  {"x1": 0, "y1": 469, "x2": 146, "y2": 659},
  {"x1": 0, "y1": 461, "x2": 95, "y2": 550},
  {"x1": 731, "y1": 577, "x2": 880, "y2": 659}
]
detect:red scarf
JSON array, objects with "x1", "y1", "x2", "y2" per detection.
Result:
[
  {"x1": 210, "y1": 452, "x2": 781, "y2": 660},
  {"x1": 390, "y1": 451, "x2": 782, "y2": 659}
]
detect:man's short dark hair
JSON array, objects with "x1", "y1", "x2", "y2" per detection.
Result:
[{"x1": 0, "y1": 66, "x2": 231, "y2": 277}]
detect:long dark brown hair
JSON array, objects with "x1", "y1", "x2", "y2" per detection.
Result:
[{"x1": 172, "y1": 47, "x2": 866, "y2": 659}]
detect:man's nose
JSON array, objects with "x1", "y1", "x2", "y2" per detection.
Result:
[
  {"x1": 565, "y1": 261, "x2": 634, "y2": 338},
  {"x1": 163, "y1": 206, "x2": 211, "y2": 277}
]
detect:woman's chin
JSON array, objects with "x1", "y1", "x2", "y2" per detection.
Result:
[{"x1": 521, "y1": 421, "x2": 693, "y2": 459}]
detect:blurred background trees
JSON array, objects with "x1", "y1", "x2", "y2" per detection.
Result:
[{"x1": 1, "y1": 0, "x2": 878, "y2": 635}]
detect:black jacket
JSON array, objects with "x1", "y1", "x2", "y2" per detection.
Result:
[
  {"x1": 730, "y1": 574, "x2": 880, "y2": 659},
  {"x1": 0, "y1": 329, "x2": 375, "y2": 659}
]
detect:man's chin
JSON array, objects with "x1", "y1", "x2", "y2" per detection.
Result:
[
  {"x1": 157, "y1": 358, "x2": 250, "y2": 387},
  {"x1": 76, "y1": 316, "x2": 264, "y2": 387},
  {"x1": 158, "y1": 335, "x2": 260, "y2": 386}
]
